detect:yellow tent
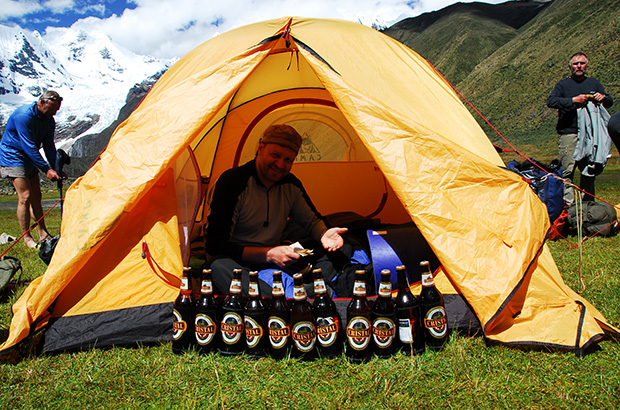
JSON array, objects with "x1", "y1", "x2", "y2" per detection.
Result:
[{"x1": 1, "y1": 17, "x2": 618, "y2": 358}]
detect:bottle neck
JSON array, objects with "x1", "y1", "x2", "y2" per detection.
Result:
[
  {"x1": 249, "y1": 282, "x2": 260, "y2": 297},
  {"x1": 200, "y1": 279, "x2": 213, "y2": 296},
  {"x1": 353, "y1": 280, "x2": 366, "y2": 297},
  {"x1": 272, "y1": 280, "x2": 285, "y2": 297},
  {"x1": 421, "y1": 272, "x2": 435, "y2": 287},
  {"x1": 314, "y1": 277, "x2": 327, "y2": 296},
  {"x1": 229, "y1": 275, "x2": 242, "y2": 295},
  {"x1": 377, "y1": 280, "x2": 391, "y2": 297},
  {"x1": 180, "y1": 276, "x2": 190, "y2": 292},
  {"x1": 293, "y1": 285, "x2": 307, "y2": 301},
  {"x1": 396, "y1": 269, "x2": 410, "y2": 291}
]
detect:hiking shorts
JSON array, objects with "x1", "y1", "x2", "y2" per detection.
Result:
[{"x1": 0, "y1": 166, "x2": 39, "y2": 179}]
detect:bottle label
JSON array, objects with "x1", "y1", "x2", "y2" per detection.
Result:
[
  {"x1": 291, "y1": 321, "x2": 316, "y2": 352},
  {"x1": 315, "y1": 316, "x2": 339, "y2": 347},
  {"x1": 172, "y1": 309, "x2": 187, "y2": 341},
  {"x1": 421, "y1": 273, "x2": 435, "y2": 287},
  {"x1": 378, "y1": 282, "x2": 391, "y2": 297},
  {"x1": 372, "y1": 317, "x2": 395, "y2": 348},
  {"x1": 272, "y1": 282, "x2": 284, "y2": 296},
  {"x1": 195, "y1": 313, "x2": 216, "y2": 346},
  {"x1": 248, "y1": 282, "x2": 259, "y2": 297},
  {"x1": 220, "y1": 312, "x2": 244, "y2": 345},
  {"x1": 244, "y1": 316, "x2": 264, "y2": 348},
  {"x1": 314, "y1": 280, "x2": 327, "y2": 294},
  {"x1": 423, "y1": 306, "x2": 447, "y2": 338},
  {"x1": 201, "y1": 280, "x2": 213, "y2": 294},
  {"x1": 346, "y1": 316, "x2": 371, "y2": 350},
  {"x1": 268, "y1": 316, "x2": 290, "y2": 349},
  {"x1": 398, "y1": 318, "x2": 413, "y2": 343},
  {"x1": 230, "y1": 279, "x2": 242, "y2": 293},
  {"x1": 353, "y1": 281, "x2": 366, "y2": 296},
  {"x1": 293, "y1": 287, "x2": 307, "y2": 300},
  {"x1": 180, "y1": 277, "x2": 189, "y2": 292}
]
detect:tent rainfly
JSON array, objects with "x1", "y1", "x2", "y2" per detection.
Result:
[{"x1": 1, "y1": 17, "x2": 618, "y2": 360}]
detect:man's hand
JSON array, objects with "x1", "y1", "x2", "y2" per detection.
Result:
[
  {"x1": 572, "y1": 94, "x2": 590, "y2": 105},
  {"x1": 266, "y1": 245, "x2": 301, "y2": 268},
  {"x1": 46, "y1": 169, "x2": 61, "y2": 182},
  {"x1": 321, "y1": 227, "x2": 348, "y2": 252},
  {"x1": 592, "y1": 92, "x2": 606, "y2": 102}
]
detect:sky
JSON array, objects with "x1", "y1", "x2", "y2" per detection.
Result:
[{"x1": 0, "y1": 0, "x2": 507, "y2": 60}]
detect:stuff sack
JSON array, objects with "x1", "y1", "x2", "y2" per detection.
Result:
[
  {"x1": 507, "y1": 158, "x2": 564, "y2": 222},
  {"x1": 567, "y1": 201, "x2": 620, "y2": 237}
]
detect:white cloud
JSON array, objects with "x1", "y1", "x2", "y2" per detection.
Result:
[
  {"x1": 68, "y1": 0, "x2": 427, "y2": 59},
  {"x1": 46, "y1": 0, "x2": 77, "y2": 14},
  {"x1": 2, "y1": 0, "x2": 509, "y2": 59},
  {"x1": 0, "y1": 0, "x2": 42, "y2": 19}
]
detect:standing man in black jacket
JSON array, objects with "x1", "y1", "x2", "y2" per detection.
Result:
[{"x1": 547, "y1": 52, "x2": 613, "y2": 204}]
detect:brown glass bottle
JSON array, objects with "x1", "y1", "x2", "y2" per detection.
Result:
[
  {"x1": 290, "y1": 272, "x2": 317, "y2": 360},
  {"x1": 172, "y1": 267, "x2": 195, "y2": 354},
  {"x1": 419, "y1": 261, "x2": 448, "y2": 352},
  {"x1": 312, "y1": 268, "x2": 343, "y2": 358},
  {"x1": 395, "y1": 265, "x2": 425, "y2": 355},
  {"x1": 218, "y1": 269, "x2": 245, "y2": 356},
  {"x1": 371, "y1": 269, "x2": 397, "y2": 358},
  {"x1": 194, "y1": 268, "x2": 219, "y2": 355},
  {"x1": 345, "y1": 269, "x2": 372, "y2": 363},
  {"x1": 268, "y1": 271, "x2": 291, "y2": 360},
  {"x1": 244, "y1": 271, "x2": 268, "y2": 358}
]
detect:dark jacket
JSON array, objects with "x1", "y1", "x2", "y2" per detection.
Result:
[
  {"x1": 547, "y1": 76, "x2": 613, "y2": 135},
  {"x1": 204, "y1": 159, "x2": 327, "y2": 261}
]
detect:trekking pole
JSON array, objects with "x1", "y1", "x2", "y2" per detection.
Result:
[{"x1": 55, "y1": 149, "x2": 71, "y2": 217}]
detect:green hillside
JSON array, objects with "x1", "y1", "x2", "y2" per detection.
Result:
[
  {"x1": 459, "y1": 0, "x2": 619, "y2": 155},
  {"x1": 385, "y1": 0, "x2": 620, "y2": 160}
]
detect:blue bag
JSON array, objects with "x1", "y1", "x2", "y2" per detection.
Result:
[{"x1": 507, "y1": 158, "x2": 564, "y2": 222}]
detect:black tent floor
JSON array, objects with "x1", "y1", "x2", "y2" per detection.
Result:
[{"x1": 40, "y1": 293, "x2": 481, "y2": 354}]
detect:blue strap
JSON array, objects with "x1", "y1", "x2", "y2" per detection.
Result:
[
  {"x1": 258, "y1": 269, "x2": 295, "y2": 299},
  {"x1": 366, "y1": 230, "x2": 403, "y2": 289}
]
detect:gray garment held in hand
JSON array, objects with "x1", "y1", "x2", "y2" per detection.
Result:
[{"x1": 574, "y1": 101, "x2": 611, "y2": 177}]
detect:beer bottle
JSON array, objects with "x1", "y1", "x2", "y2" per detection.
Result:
[
  {"x1": 371, "y1": 269, "x2": 397, "y2": 358},
  {"x1": 345, "y1": 269, "x2": 372, "y2": 363},
  {"x1": 194, "y1": 268, "x2": 219, "y2": 355},
  {"x1": 395, "y1": 265, "x2": 424, "y2": 355},
  {"x1": 312, "y1": 268, "x2": 343, "y2": 358},
  {"x1": 244, "y1": 270, "x2": 268, "y2": 358},
  {"x1": 419, "y1": 261, "x2": 448, "y2": 352},
  {"x1": 268, "y1": 271, "x2": 291, "y2": 360},
  {"x1": 172, "y1": 267, "x2": 195, "y2": 354},
  {"x1": 218, "y1": 269, "x2": 245, "y2": 356},
  {"x1": 290, "y1": 272, "x2": 317, "y2": 360}
]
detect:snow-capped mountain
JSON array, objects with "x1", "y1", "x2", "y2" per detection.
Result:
[{"x1": 0, "y1": 24, "x2": 172, "y2": 154}]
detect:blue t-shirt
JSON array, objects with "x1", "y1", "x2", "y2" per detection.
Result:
[{"x1": 0, "y1": 102, "x2": 57, "y2": 171}]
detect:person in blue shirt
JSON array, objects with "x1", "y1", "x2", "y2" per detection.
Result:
[{"x1": 0, "y1": 90, "x2": 64, "y2": 249}]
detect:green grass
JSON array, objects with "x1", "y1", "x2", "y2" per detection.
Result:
[{"x1": 0, "y1": 171, "x2": 619, "y2": 409}]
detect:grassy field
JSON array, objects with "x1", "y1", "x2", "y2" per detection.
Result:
[{"x1": 0, "y1": 170, "x2": 619, "y2": 409}]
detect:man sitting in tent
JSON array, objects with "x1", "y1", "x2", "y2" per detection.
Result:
[{"x1": 203, "y1": 124, "x2": 349, "y2": 297}]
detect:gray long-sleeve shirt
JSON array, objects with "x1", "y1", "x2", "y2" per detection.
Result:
[{"x1": 204, "y1": 159, "x2": 327, "y2": 261}]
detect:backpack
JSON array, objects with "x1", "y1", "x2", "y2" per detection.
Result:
[
  {"x1": 0, "y1": 255, "x2": 22, "y2": 295},
  {"x1": 506, "y1": 158, "x2": 564, "y2": 222},
  {"x1": 567, "y1": 201, "x2": 620, "y2": 237}
]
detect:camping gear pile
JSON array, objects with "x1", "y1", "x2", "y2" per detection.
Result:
[{"x1": 1, "y1": 17, "x2": 618, "y2": 361}]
